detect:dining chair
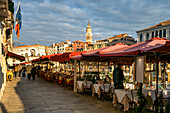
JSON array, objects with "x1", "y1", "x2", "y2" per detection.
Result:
[
  {"x1": 100, "y1": 83, "x2": 111, "y2": 102},
  {"x1": 83, "y1": 81, "x2": 92, "y2": 95}
]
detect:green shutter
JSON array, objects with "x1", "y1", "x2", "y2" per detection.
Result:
[{"x1": 8, "y1": 0, "x2": 14, "y2": 14}]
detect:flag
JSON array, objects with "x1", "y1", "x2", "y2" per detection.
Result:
[{"x1": 15, "y1": 2, "x2": 22, "y2": 39}]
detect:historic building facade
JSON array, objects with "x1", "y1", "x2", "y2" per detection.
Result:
[
  {"x1": 136, "y1": 20, "x2": 170, "y2": 43},
  {"x1": 13, "y1": 44, "x2": 46, "y2": 62},
  {"x1": 94, "y1": 39, "x2": 108, "y2": 49},
  {"x1": 0, "y1": 0, "x2": 14, "y2": 100},
  {"x1": 107, "y1": 33, "x2": 136, "y2": 46}
]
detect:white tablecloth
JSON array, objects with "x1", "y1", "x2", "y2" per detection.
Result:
[
  {"x1": 142, "y1": 88, "x2": 162, "y2": 101},
  {"x1": 163, "y1": 89, "x2": 170, "y2": 99},
  {"x1": 77, "y1": 81, "x2": 92, "y2": 92},
  {"x1": 92, "y1": 84, "x2": 114, "y2": 97},
  {"x1": 113, "y1": 89, "x2": 137, "y2": 111}
]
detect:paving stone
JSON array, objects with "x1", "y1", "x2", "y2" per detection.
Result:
[{"x1": 0, "y1": 76, "x2": 120, "y2": 113}]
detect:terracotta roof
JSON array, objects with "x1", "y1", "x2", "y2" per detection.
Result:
[
  {"x1": 107, "y1": 33, "x2": 128, "y2": 39},
  {"x1": 139, "y1": 20, "x2": 170, "y2": 31},
  {"x1": 72, "y1": 40, "x2": 84, "y2": 43},
  {"x1": 14, "y1": 44, "x2": 45, "y2": 48},
  {"x1": 96, "y1": 39, "x2": 108, "y2": 42}
]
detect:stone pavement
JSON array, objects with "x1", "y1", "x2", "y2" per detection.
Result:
[{"x1": 0, "y1": 76, "x2": 121, "y2": 113}]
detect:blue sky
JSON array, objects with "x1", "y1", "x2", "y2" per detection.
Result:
[{"x1": 13, "y1": 0, "x2": 170, "y2": 46}]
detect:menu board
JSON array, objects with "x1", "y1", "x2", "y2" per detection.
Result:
[{"x1": 136, "y1": 56, "x2": 145, "y2": 83}]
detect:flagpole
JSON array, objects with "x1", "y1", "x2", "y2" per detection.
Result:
[{"x1": 15, "y1": 2, "x2": 20, "y2": 19}]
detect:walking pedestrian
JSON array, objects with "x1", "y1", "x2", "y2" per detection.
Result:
[
  {"x1": 26, "y1": 65, "x2": 32, "y2": 80},
  {"x1": 14, "y1": 65, "x2": 18, "y2": 78},
  {"x1": 18, "y1": 64, "x2": 22, "y2": 77},
  {"x1": 31, "y1": 64, "x2": 36, "y2": 80},
  {"x1": 113, "y1": 63, "x2": 125, "y2": 89}
]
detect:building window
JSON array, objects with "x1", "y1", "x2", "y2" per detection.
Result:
[
  {"x1": 37, "y1": 53, "x2": 40, "y2": 57},
  {"x1": 30, "y1": 49, "x2": 36, "y2": 57},
  {"x1": 77, "y1": 45, "x2": 79, "y2": 47},
  {"x1": 163, "y1": 29, "x2": 166, "y2": 37},
  {"x1": 81, "y1": 45, "x2": 83, "y2": 47},
  {"x1": 25, "y1": 53, "x2": 28, "y2": 57},
  {"x1": 159, "y1": 30, "x2": 162, "y2": 38},
  {"x1": 140, "y1": 34, "x2": 143, "y2": 42},
  {"x1": 121, "y1": 38, "x2": 123, "y2": 40},
  {"x1": 146, "y1": 33, "x2": 149, "y2": 40},
  {"x1": 152, "y1": 32, "x2": 154, "y2": 38},
  {"x1": 155, "y1": 31, "x2": 158, "y2": 37}
]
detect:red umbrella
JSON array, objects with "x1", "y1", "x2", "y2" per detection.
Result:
[
  {"x1": 82, "y1": 43, "x2": 128, "y2": 56},
  {"x1": 49, "y1": 53, "x2": 63, "y2": 61},
  {"x1": 100, "y1": 37, "x2": 170, "y2": 57},
  {"x1": 59, "y1": 52, "x2": 84, "y2": 62}
]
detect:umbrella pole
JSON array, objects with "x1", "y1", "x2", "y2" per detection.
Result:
[
  {"x1": 156, "y1": 54, "x2": 159, "y2": 113},
  {"x1": 98, "y1": 62, "x2": 99, "y2": 74},
  {"x1": 79, "y1": 60, "x2": 80, "y2": 74}
]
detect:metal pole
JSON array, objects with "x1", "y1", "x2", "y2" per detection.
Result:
[
  {"x1": 98, "y1": 62, "x2": 99, "y2": 74},
  {"x1": 163, "y1": 62, "x2": 166, "y2": 88},
  {"x1": 79, "y1": 60, "x2": 80, "y2": 74},
  {"x1": 156, "y1": 54, "x2": 159, "y2": 113},
  {"x1": 74, "y1": 59, "x2": 77, "y2": 92}
]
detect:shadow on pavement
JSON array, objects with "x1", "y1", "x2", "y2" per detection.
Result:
[{"x1": 0, "y1": 102, "x2": 8, "y2": 113}]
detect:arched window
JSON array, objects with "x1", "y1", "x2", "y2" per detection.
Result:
[
  {"x1": 140, "y1": 34, "x2": 143, "y2": 42},
  {"x1": 155, "y1": 31, "x2": 158, "y2": 37},
  {"x1": 159, "y1": 30, "x2": 162, "y2": 38},
  {"x1": 152, "y1": 32, "x2": 154, "y2": 38},
  {"x1": 30, "y1": 49, "x2": 36, "y2": 57},
  {"x1": 146, "y1": 33, "x2": 149, "y2": 40},
  {"x1": 163, "y1": 29, "x2": 166, "y2": 37}
]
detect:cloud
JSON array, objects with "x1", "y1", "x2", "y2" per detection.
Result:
[{"x1": 13, "y1": 0, "x2": 170, "y2": 46}]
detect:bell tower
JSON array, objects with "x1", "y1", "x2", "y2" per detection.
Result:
[{"x1": 86, "y1": 21, "x2": 93, "y2": 44}]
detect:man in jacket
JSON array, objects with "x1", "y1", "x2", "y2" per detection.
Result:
[
  {"x1": 113, "y1": 63, "x2": 125, "y2": 89},
  {"x1": 31, "y1": 64, "x2": 36, "y2": 80}
]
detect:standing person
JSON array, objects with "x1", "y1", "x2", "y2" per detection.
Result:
[
  {"x1": 92, "y1": 73, "x2": 100, "y2": 84},
  {"x1": 26, "y1": 65, "x2": 32, "y2": 80},
  {"x1": 113, "y1": 63, "x2": 125, "y2": 89},
  {"x1": 18, "y1": 64, "x2": 22, "y2": 77},
  {"x1": 14, "y1": 65, "x2": 18, "y2": 78},
  {"x1": 37, "y1": 65, "x2": 40, "y2": 77},
  {"x1": 31, "y1": 64, "x2": 36, "y2": 80}
]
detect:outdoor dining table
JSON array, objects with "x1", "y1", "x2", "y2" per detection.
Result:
[
  {"x1": 162, "y1": 89, "x2": 170, "y2": 106},
  {"x1": 142, "y1": 88, "x2": 162, "y2": 107},
  {"x1": 113, "y1": 89, "x2": 138, "y2": 111},
  {"x1": 77, "y1": 81, "x2": 93, "y2": 92},
  {"x1": 92, "y1": 84, "x2": 114, "y2": 97}
]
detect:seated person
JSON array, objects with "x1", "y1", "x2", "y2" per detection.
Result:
[
  {"x1": 104, "y1": 75, "x2": 111, "y2": 84},
  {"x1": 92, "y1": 73, "x2": 100, "y2": 84}
]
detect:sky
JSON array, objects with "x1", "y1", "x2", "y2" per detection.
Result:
[{"x1": 13, "y1": 0, "x2": 170, "y2": 46}]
